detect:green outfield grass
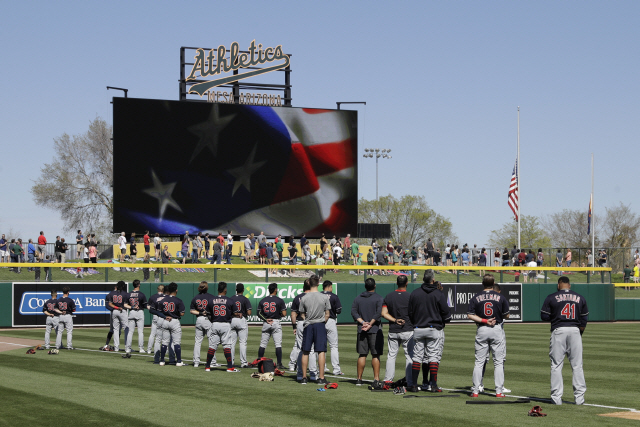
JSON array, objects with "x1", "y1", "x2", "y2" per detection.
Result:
[{"x1": 0, "y1": 323, "x2": 638, "y2": 426}]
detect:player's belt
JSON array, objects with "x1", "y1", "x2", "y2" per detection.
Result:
[{"x1": 213, "y1": 320, "x2": 231, "y2": 324}]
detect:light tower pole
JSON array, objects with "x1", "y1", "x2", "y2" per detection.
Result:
[{"x1": 363, "y1": 148, "x2": 392, "y2": 221}]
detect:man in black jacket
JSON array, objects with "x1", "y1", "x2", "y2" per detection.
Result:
[
  {"x1": 351, "y1": 278, "x2": 384, "y2": 387},
  {"x1": 408, "y1": 269, "x2": 451, "y2": 392}
]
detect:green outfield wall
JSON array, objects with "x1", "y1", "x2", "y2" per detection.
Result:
[{"x1": 1, "y1": 282, "x2": 623, "y2": 327}]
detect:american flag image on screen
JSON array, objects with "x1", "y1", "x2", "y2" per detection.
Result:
[
  {"x1": 508, "y1": 158, "x2": 519, "y2": 221},
  {"x1": 113, "y1": 98, "x2": 358, "y2": 236}
]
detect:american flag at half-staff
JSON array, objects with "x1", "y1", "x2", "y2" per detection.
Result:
[{"x1": 508, "y1": 158, "x2": 519, "y2": 221}]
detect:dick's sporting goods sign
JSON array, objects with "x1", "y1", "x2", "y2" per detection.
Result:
[{"x1": 12, "y1": 282, "x2": 124, "y2": 327}]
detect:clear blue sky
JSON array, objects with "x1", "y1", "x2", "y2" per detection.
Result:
[{"x1": 1, "y1": 0, "x2": 638, "y2": 245}]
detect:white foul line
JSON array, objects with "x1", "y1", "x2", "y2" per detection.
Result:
[{"x1": 0, "y1": 341, "x2": 33, "y2": 347}]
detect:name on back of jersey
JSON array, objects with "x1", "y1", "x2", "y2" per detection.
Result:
[{"x1": 554, "y1": 294, "x2": 581, "y2": 303}]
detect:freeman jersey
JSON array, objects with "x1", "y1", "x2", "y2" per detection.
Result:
[
  {"x1": 383, "y1": 289, "x2": 413, "y2": 333},
  {"x1": 127, "y1": 290, "x2": 148, "y2": 310},
  {"x1": 258, "y1": 295, "x2": 287, "y2": 320},
  {"x1": 467, "y1": 290, "x2": 510, "y2": 326},
  {"x1": 107, "y1": 290, "x2": 129, "y2": 310},
  {"x1": 159, "y1": 295, "x2": 185, "y2": 320},
  {"x1": 190, "y1": 293, "x2": 214, "y2": 316},
  {"x1": 55, "y1": 297, "x2": 76, "y2": 315},
  {"x1": 208, "y1": 295, "x2": 237, "y2": 323},
  {"x1": 229, "y1": 294, "x2": 252, "y2": 318},
  {"x1": 541, "y1": 289, "x2": 589, "y2": 331},
  {"x1": 322, "y1": 291, "x2": 343, "y2": 320},
  {"x1": 43, "y1": 298, "x2": 58, "y2": 315}
]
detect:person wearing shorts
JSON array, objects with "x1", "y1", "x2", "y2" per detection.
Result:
[
  {"x1": 154, "y1": 234, "x2": 161, "y2": 259},
  {"x1": 351, "y1": 278, "x2": 384, "y2": 387},
  {"x1": 37, "y1": 231, "x2": 47, "y2": 261},
  {"x1": 298, "y1": 275, "x2": 331, "y2": 385}
]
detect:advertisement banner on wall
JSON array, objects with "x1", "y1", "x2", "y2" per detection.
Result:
[
  {"x1": 240, "y1": 283, "x2": 306, "y2": 324},
  {"x1": 12, "y1": 282, "x2": 122, "y2": 327},
  {"x1": 441, "y1": 283, "x2": 522, "y2": 322}
]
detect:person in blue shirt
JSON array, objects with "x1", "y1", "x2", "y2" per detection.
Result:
[{"x1": 27, "y1": 239, "x2": 37, "y2": 271}]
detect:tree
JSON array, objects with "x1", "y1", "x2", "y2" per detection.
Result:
[
  {"x1": 488, "y1": 215, "x2": 551, "y2": 250},
  {"x1": 358, "y1": 195, "x2": 456, "y2": 248},
  {"x1": 31, "y1": 118, "x2": 113, "y2": 238},
  {"x1": 601, "y1": 203, "x2": 640, "y2": 247},
  {"x1": 543, "y1": 209, "x2": 600, "y2": 248}
]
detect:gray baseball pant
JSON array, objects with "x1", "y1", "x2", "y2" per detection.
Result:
[
  {"x1": 412, "y1": 328, "x2": 445, "y2": 363},
  {"x1": 55, "y1": 314, "x2": 73, "y2": 349},
  {"x1": 325, "y1": 318, "x2": 341, "y2": 374},
  {"x1": 384, "y1": 331, "x2": 414, "y2": 384},
  {"x1": 111, "y1": 309, "x2": 129, "y2": 351},
  {"x1": 193, "y1": 316, "x2": 212, "y2": 365},
  {"x1": 125, "y1": 310, "x2": 145, "y2": 353},
  {"x1": 45, "y1": 315, "x2": 59, "y2": 349},
  {"x1": 550, "y1": 327, "x2": 586, "y2": 405},
  {"x1": 147, "y1": 315, "x2": 159, "y2": 353},
  {"x1": 260, "y1": 320, "x2": 283, "y2": 348},
  {"x1": 208, "y1": 322, "x2": 232, "y2": 349},
  {"x1": 472, "y1": 325, "x2": 505, "y2": 394},
  {"x1": 160, "y1": 318, "x2": 182, "y2": 346},
  {"x1": 229, "y1": 317, "x2": 248, "y2": 366},
  {"x1": 153, "y1": 320, "x2": 175, "y2": 362}
]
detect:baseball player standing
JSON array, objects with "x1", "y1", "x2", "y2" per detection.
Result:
[
  {"x1": 146, "y1": 285, "x2": 164, "y2": 354},
  {"x1": 55, "y1": 287, "x2": 76, "y2": 349},
  {"x1": 257, "y1": 282, "x2": 287, "y2": 369},
  {"x1": 108, "y1": 281, "x2": 129, "y2": 352},
  {"x1": 477, "y1": 283, "x2": 511, "y2": 393},
  {"x1": 104, "y1": 284, "x2": 129, "y2": 351},
  {"x1": 149, "y1": 286, "x2": 176, "y2": 364},
  {"x1": 298, "y1": 275, "x2": 331, "y2": 385},
  {"x1": 43, "y1": 290, "x2": 59, "y2": 349},
  {"x1": 322, "y1": 280, "x2": 344, "y2": 375},
  {"x1": 290, "y1": 280, "x2": 319, "y2": 380},
  {"x1": 541, "y1": 276, "x2": 589, "y2": 405},
  {"x1": 189, "y1": 281, "x2": 213, "y2": 368},
  {"x1": 123, "y1": 279, "x2": 147, "y2": 358},
  {"x1": 467, "y1": 274, "x2": 510, "y2": 398},
  {"x1": 408, "y1": 270, "x2": 451, "y2": 393},
  {"x1": 204, "y1": 282, "x2": 240, "y2": 372},
  {"x1": 351, "y1": 278, "x2": 384, "y2": 387},
  {"x1": 381, "y1": 275, "x2": 415, "y2": 387},
  {"x1": 157, "y1": 282, "x2": 186, "y2": 366},
  {"x1": 229, "y1": 283, "x2": 252, "y2": 368}
]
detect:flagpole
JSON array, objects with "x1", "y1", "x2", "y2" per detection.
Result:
[
  {"x1": 591, "y1": 153, "x2": 595, "y2": 265},
  {"x1": 517, "y1": 107, "x2": 521, "y2": 250}
]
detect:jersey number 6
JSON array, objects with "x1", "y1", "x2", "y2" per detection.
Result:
[{"x1": 483, "y1": 302, "x2": 493, "y2": 317}]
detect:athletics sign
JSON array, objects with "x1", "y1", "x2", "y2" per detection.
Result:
[{"x1": 187, "y1": 40, "x2": 290, "y2": 97}]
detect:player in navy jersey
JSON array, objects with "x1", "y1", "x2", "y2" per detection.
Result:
[
  {"x1": 229, "y1": 283, "x2": 252, "y2": 368},
  {"x1": 541, "y1": 276, "x2": 589, "y2": 405},
  {"x1": 156, "y1": 282, "x2": 186, "y2": 366},
  {"x1": 381, "y1": 275, "x2": 414, "y2": 387},
  {"x1": 149, "y1": 286, "x2": 176, "y2": 364},
  {"x1": 43, "y1": 290, "x2": 59, "y2": 349},
  {"x1": 123, "y1": 279, "x2": 147, "y2": 358},
  {"x1": 204, "y1": 282, "x2": 240, "y2": 372},
  {"x1": 108, "y1": 281, "x2": 129, "y2": 352},
  {"x1": 322, "y1": 280, "x2": 343, "y2": 375},
  {"x1": 103, "y1": 284, "x2": 129, "y2": 351},
  {"x1": 55, "y1": 287, "x2": 76, "y2": 349},
  {"x1": 190, "y1": 281, "x2": 214, "y2": 368},
  {"x1": 257, "y1": 283, "x2": 287, "y2": 367},
  {"x1": 467, "y1": 274, "x2": 510, "y2": 398}
]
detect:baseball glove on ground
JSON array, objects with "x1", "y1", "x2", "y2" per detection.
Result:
[
  {"x1": 48, "y1": 349, "x2": 59, "y2": 355},
  {"x1": 258, "y1": 373, "x2": 274, "y2": 381},
  {"x1": 35, "y1": 345, "x2": 46, "y2": 350},
  {"x1": 26, "y1": 348, "x2": 36, "y2": 354},
  {"x1": 528, "y1": 406, "x2": 547, "y2": 417}
]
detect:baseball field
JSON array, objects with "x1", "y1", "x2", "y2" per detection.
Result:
[{"x1": 0, "y1": 322, "x2": 638, "y2": 426}]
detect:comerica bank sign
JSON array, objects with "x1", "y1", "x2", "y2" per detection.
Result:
[{"x1": 18, "y1": 291, "x2": 110, "y2": 315}]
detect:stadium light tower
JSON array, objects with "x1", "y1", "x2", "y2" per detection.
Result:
[{"x1": 363, "y1": 148, "x2": 392, "y2": 220}]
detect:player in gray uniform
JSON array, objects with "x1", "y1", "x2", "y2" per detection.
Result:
[
  {"x1": 189, "y1": 281, "x2": 213, "y2": 368},
  {"x1": 477, "y1": 283, "x2": 511, "y2": 393},
  {"x1": 108, "y1": 281, "x2": 129, "y2": 352},
  {"x1": 541, "y1": 276, "x2": 589, "y2": 405},
  {"x1": 123, "y1": 279, "x2": 147, "y2": 358},
  {"x1": 204, "y1": 282, "x2": 240, "y2": 372},
  {"x1": 408, "y1": 270, "x2": 451, "y2": 392},
  {"x1": 291, "y1": 280, "x2": 318, "y2": 380},
  {"x1": 156, "y1": 282, "x2": 186, "y2": 366},
  {"x1": 150, "y1": 285, "x2": 176, "y2": 364},
  {"x1": 322, "y1": 280, "x2": 343, "y2": 375},
  {"x1": 229, "y1": 283, "x2": 252, "y2": 368},
  {"x1": 55, "y1": 287, "x2": 76, "y2": 349},
  {"x1": 467, "y1": 274, "x2": 510, "y2": 398},
  {"x1": 103, "y1": 284, "x2": 129, "y2": 351},
  {"x1": 146, "y1": 285, "x2": 164, "y2": 353},
  {"x1": 257, "y1": 283, "x2": 287, "y2": 368},
  {"x1": 43, "y1": 290, "x2": 59, "y2": 349}
]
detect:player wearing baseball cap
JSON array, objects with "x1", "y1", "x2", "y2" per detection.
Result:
[
  {"x1": 55, "y1": 287, "x2": 76, "y2": 350},
  {"x1": 540, "y1": 276, "x2": 589, "y2": 405},
  {"x1": 156, "y1": 282, "x2": 186, "y2": 366},
  {"x1": 408, "y1": 270, "x2": 451, "y2": 392},
  {"x1": 467, "y1": 274, "x2": 510, "y2": 398},
  {"x1": 108, "y1": 281, "x2": 129, "y2": 352},
  {"x1": 351, "y1": 278, "x2": 384, "y2": 387},
  {"x1": 204, "y1": 282, "x2": 240, "y2": 372},
  {"x1": 149, "y1": 285, "x2": 176, "y2": 364},
  {"x1": 123, "y1": 279, "x2": 147, "y2": 358},
  {"x1": 43, "y1": 290, "x2": 59, "y2": 349},
  {"x1": 104, "y1": 284, "x2": 129, "y2": 351},
  {"x1": 322, "y1": 280, "x2": 344, "y2": 375},
  {"x1": 257, "y1": 283, "x2": 287, "y2": 368},
  {"x1": 190, "y1": 281, "x2": 214, "y2": 368},
  {"x1": 229, "y1": 283, "x2": 252, "y2": 368}
]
